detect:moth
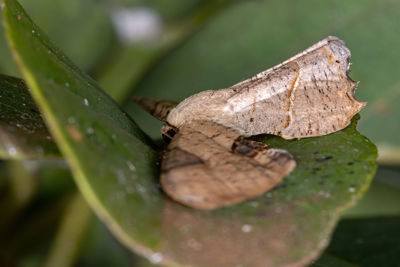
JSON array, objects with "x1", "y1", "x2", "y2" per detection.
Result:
[{"x1": 135, "y1": 36, "x2": 365, "y2": 210}]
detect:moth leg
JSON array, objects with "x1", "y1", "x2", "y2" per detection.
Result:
[
  {"x1": 161, "y1": 124, "x2": 178, "y2": 143},
  {"x1": 132, "y1": 96, "x2": 177, "y2": 122},
  {"x1": 161, "y1": 121, "x2": 296, "y2": 210}
]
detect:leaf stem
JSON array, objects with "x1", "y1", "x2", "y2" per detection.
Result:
[{"x1": 44, "y1": 193, "x2": 92, "y2": 267}]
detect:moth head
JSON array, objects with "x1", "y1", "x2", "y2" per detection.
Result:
[{"x1": 161, "y1": 124, "x2": 178, "y2": 143}]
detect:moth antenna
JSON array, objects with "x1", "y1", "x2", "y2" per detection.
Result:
[{"x1": 132, "y1": 96, "x2": 177, "y2": 122}]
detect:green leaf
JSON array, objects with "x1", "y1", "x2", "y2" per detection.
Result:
[
  {"x1": 3, "y1": 0, "x2": 162, "y2": 257},
  {"x1": 313, "y1": 217, "x2": 400, "y2": 266},
  {"x1": 125, "y1": 0, "x2": 400, "y2": 163},
  {"x1": 0, "y1": 20, "x2": 19, "y2": 76},
  {"x1": 2, "y1": 0, "x2": 377, "y2": 266},
  {"x1": 0, "y1": 74, "x2": 60, "y2": 159}
]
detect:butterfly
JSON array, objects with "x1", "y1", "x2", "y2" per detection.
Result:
[{"x1": 134, "y1": 36, "x2": 365, "y2": 210}]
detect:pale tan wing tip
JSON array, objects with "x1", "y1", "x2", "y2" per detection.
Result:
[{"x1": 327, "y1": 37, "x2": 366, "y2": 114}]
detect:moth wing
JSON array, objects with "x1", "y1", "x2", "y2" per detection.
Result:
[
  {"x1": 166, "y1": 36, "x2": 365, "y2": 139},
  {"x1": 160, "y1": 121, "x2": 295, "y2": 210}
]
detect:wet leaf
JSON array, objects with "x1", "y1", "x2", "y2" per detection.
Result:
[
  {"x1": 2, "y1": 0, "x2": 377, "y2": 266},
  {"x1": 3, "y1": 0, "x2": 162, "y2": 257},
  {"x1": 0, "y1": 74, "x2": 59, "y2": 159},
  {"x1": 0, "y1": 20, "x2": 19, "y2": 76}
]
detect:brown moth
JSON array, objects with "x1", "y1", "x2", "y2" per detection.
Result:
[{"x1": 135, "y1": 36, "x2": 365, "y2": 210}]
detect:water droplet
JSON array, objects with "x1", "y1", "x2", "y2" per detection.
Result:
[
  {"x1": 67, "y1": 117, "x2": 76, "y2": 124},
  {"x1": 31, "y1": 29, "x2": 35, "y2": 34},
  {"x1": 250, "y1": 201, "x2": 259, "y2": 207},
  {"x1": 111, "y1": 8, "x2": 162, "y2": 44},
  {"x1": 84, "y1": 98, "x2": 89, "y2": 106},
  {"x1": 149, "y1": 252, "x2": 163, "y2": 264},
  {"x1": 8, "y1": 147, "x2": 17, "y2": 156},
  {"x1": 349, "y1": 186, "x2": 355, "y2": 193},
  {"x1": 137, "y1": 184, "x2": 146, "y2": 193},
  {"x1": 241, "y1": 224, "x2": 252, "y2": 233},
  {"x1": 65, "y1": 82, "x2": 69, "y2": 87},
  {"x1": 127, "y1": 161, "x2": 136, "y2": 171},
  {"x1": 318, "y1": 191, "x2": 331, "y2": 198},
  {"x1": 86, "y1": 128, "x2": 94, "y2": 134}
]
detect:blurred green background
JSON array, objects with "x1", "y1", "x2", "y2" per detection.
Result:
[{"x1": 0, "y1": 0, "x2": 399, "y2": 266}]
